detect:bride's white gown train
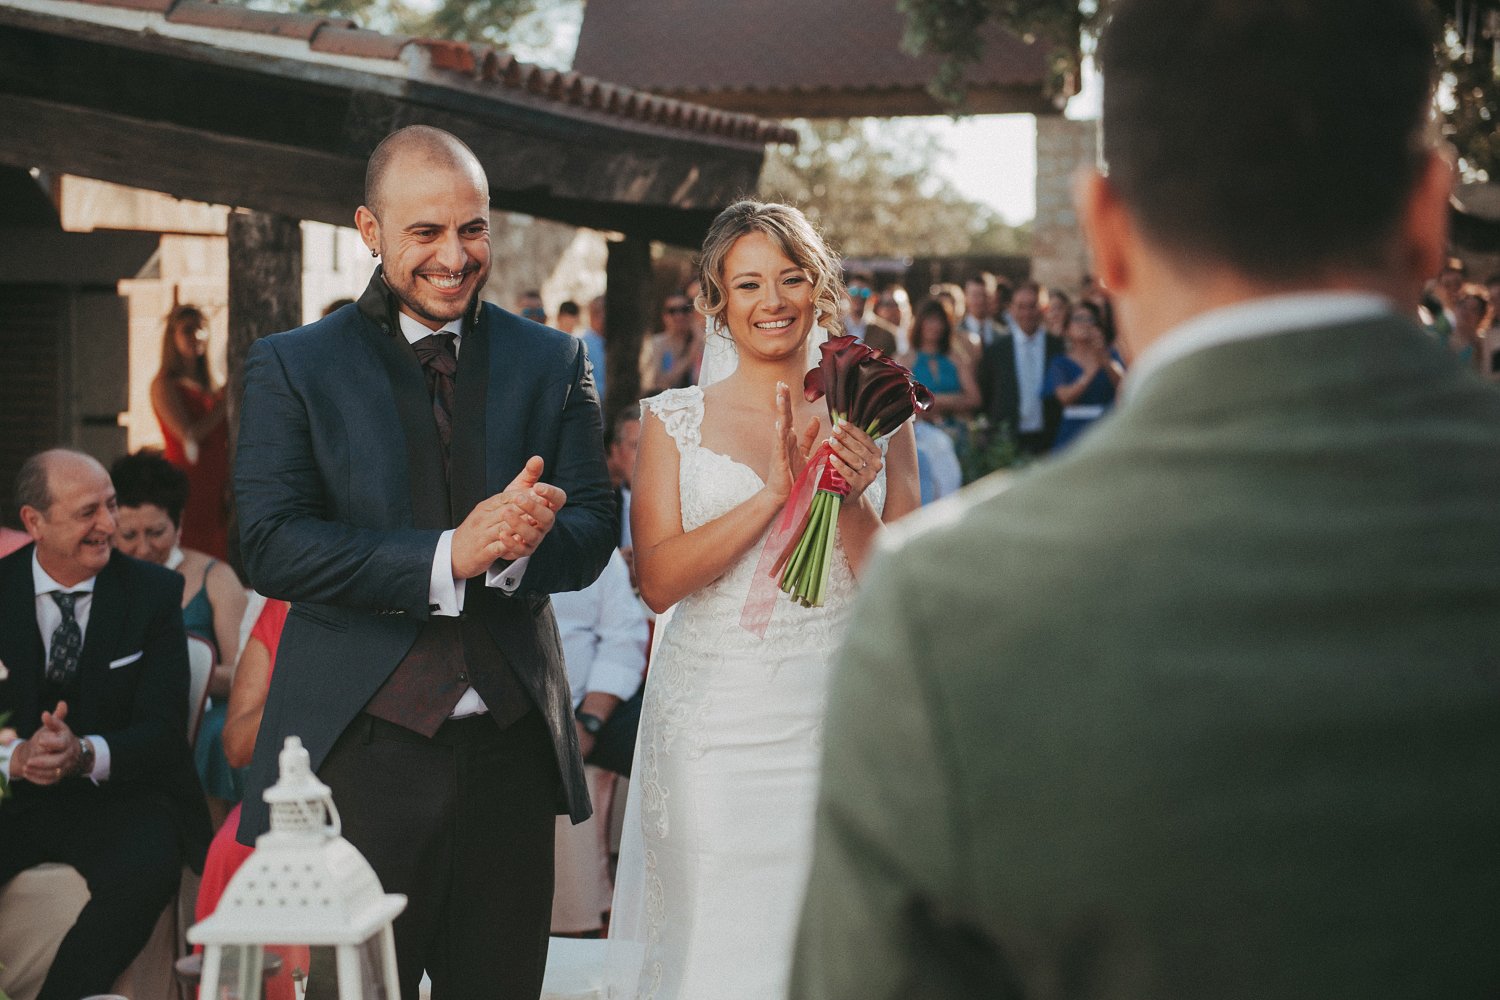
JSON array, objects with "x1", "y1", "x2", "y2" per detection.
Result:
[{"x1": 606, "y1": 386, "x2": 887, "y2": 1000}]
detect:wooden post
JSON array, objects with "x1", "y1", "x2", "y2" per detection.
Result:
[
  {"x1": 225, "y1": 209, "x2": 302, "y2": 578},
  {"x1": 603, "y1": 235, "x2": 652, "y2": 423}
]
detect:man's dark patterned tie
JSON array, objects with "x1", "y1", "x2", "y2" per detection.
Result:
[
  {"x1": 48, "y1": 591, "x2": 82, "y2": 685},
  {"x1": 413, "y1": 332, "x2": 458, "y2": 475}
]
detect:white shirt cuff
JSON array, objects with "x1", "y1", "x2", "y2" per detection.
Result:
[
  {"x1": 0, "y1": 736, "x2": 109, "y2": 783},
  {"x1": 86, "y1": 735, "x2": 109, "y2": 783},
  {"x1": 486, "y1": 556, "x2": 531, "y2": 594},
  {"x1": 429, "y1": 530, "x2": 465, "y2": 616}
]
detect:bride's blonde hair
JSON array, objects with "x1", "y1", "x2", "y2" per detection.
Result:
[{"x1": 694, "y1": 200, "x2": 845, "y2": 338}]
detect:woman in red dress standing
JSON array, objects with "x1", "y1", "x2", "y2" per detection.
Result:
[{"x1": 150, "y1": 304, "x2": 230, "y2": 560}]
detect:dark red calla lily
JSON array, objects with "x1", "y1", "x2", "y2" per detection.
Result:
[
  {"x1": 815, "y1": 335, "x2": 875, "y2": 417},
  {"x1": 804, "y1": 365, "x2": 828, "y2": 404},
  {"x1": 801, "y1": 335, "x2": 932, "y2": 436}
]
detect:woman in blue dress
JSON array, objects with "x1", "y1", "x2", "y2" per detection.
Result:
[
  {"x1": 897, "y1": 297, "x2": 980, "y2": 503},
  {"x1": 1045, "y1": 301, "x2": 1126, "y2": 451},
  {"x1": 897, "y1": 297, "x2": 982, "y2": 426}
]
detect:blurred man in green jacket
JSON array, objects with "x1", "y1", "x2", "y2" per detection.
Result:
[{"x1": 792, "y1": 1, "x2": 1500, "y2": 997}]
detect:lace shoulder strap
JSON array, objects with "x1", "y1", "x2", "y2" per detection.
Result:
[{"x1": 640, "y1": 386, "x2": 703, "y2": 452}]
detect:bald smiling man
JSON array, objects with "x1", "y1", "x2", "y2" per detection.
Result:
[{"x1": 234, "y1": 126, "x2": 616, "y2": 1000}]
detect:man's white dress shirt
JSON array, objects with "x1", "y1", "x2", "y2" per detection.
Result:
[
  {"x1": 1008, "y1": 317, "x2": 1048, "y2": 434},
  {"x1": 550, "y1": 550, "x2": 647, "y2": 709}
]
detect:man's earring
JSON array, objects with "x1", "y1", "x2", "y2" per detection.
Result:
[{"x1": 370, "y1": 248, "x2": 379, "y2": 258}]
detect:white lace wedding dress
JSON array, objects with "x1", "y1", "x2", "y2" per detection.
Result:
[{"x1": 606, "y1": 385, "x2": 887, "y2": 1000}]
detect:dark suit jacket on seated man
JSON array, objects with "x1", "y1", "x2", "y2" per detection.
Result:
[
  {"x1": 234, "y1": 125, "x2": 615, "y2": 1000},
  {"x1": 0, "y1": 449, "x2": 211, "y2": 1000},
  {"x1": 793, "y1": 1, "x2": 1500, "y2": 998}
]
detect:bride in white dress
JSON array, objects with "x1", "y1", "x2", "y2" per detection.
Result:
[{"x1": 606, "y1": 201, "x2": 920, "y2": 999}]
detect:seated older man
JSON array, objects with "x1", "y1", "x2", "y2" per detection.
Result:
[{"x1": 0, "y1": 449, "x2": 210, "y2": 1000}]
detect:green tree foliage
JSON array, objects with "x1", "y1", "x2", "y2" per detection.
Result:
[
  {"x1": 1435, "y1": 0, "x2": 1500, "y2": 180},
  {"x1": 902, "y1": 0, "x2": 1500, "y2": 181},
  {"x1": 759, "y1": 119, "x2": 1031, "y2": 258},
  {"x1": 251, "y1": 0, "x2": 550, "y2": 51},
  {"x1": 898, "y1": 0, "x2": 1092, "y2": 106}
]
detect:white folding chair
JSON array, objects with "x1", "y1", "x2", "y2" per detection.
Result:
[{"x1": 186, "y1": 633, "x2": 215, "y2": 746}]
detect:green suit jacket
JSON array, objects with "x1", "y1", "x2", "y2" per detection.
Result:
[{"x1": 792, "y1": 313, "x2": 1500, "y2": 999}]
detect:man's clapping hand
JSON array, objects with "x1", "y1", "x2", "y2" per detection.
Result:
[
  {"x1": 12, "y1": 701, "x2": 83, "y2": 785},
  {"x1": 452, "y1": 456, "x2": 569, "y2": 579}
]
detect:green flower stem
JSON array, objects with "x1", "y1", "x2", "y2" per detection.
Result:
[
  {"x1": 816, "y1": 495, "x2": 841, "y2": 604},
  {"x1": 809, "y1": 498, "x2": 827, "y2": 606},
  {"x1": 782, "y1": 524, "x2": 812, "y2": 593},
  {"x1": 781, "y1": 489, "x2": 847, "y2": 607}
]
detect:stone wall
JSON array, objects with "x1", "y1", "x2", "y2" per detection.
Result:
[{"x1": 1032, "y1": 116, "x2": 1098, "y2": 293}]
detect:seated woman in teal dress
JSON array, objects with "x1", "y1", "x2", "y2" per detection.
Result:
[
  {"x1": 1044, "y1": 301, "x2": 1126, "y2": 451},
  {"x1": 110, "y1": 451, "x2": 248, "y2": 829}
]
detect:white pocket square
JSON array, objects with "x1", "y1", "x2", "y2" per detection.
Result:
[{"x1": 108, "y1": 651, "x2": 143, "y2": 669}]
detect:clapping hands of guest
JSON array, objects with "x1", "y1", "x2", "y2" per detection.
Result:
[{"x1": 10, "y1": 701, "x2": 85, "y2": 785}]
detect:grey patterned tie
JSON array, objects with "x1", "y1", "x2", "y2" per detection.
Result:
[{"x1": 48, "y1": 591, "x2": 82, "y2": 686}]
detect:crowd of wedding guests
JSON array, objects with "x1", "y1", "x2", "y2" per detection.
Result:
[
  {"x1": 1421, "y1": 256, "x2": 1500, "y2": 378},
  {"x1": 0, "y1": 234, "x2": 1494, "y2": 996},
  {"x1": 617, "y1": 266, "x2": 1129, "y2": 506}
]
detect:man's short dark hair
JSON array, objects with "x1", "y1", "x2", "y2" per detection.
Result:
[
  {"x1": 993, "y1": 275, "x2": 1014, "y2": 305},
  {"x1": 964, "y1": 272, "x2": 996, "y2": 293},
  {"x1": 606, "y1": 408, "x2": 639, "y2": 449},
  {"x1": 111, "y1": 451, "x2": 190, "y2": 527},
  {"x1": 558, "y1": 300, "x2": 580, "y2": 318},
  {"x1": 1098, "y1": 0, "x2": 1435, "y2": 282}
]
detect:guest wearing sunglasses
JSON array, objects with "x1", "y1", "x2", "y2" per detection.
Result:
[
  {"x1": 518, "y1": 289, "x2": 548, "y2": 326},
  {"x1": 639, "y1": 291, "x2": 704, "y2": 394},
  {"x1": 843, "y1": 271, "x2": 875, "y2": 341}
]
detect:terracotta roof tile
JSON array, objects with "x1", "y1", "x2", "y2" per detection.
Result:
[
  {"x1": 479, "y1": 49, "x2": 510, "y2": 82},
  {"x1": 309, "y1": 24, "x2": 411, "y2": 60},
  {"x1": 412, "y1": 38, "x2": 477, "y2": 74},
  {"x1": 65, "y1": 0, "x2": 797, "y2": 145},
  {"x1": 166, "y1": 0, "x2": 341, "y2": 39},
  {"x1": 84, "y1": 0, "x2": 178, "y2": 14},
  {"x1": 529, "y1": 67, "x2": 559, "y2": 96}
]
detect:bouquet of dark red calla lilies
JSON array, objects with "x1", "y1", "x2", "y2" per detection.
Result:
[{"x1": 742, "y1": 336, "x2": 933, "y2": 632}]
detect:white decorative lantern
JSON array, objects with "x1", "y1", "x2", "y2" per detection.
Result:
[{"x1": 188, "y1": 737, "x2": 406, "y2": 1000}]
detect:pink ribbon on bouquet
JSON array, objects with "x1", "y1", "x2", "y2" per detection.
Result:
[{"x1": 739, "y1": 442, "x2": 848, "y2": 637}]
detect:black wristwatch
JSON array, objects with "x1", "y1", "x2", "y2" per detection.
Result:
[
  {"x1": 75, "y1": 735, "x2": 95, "y2": 777},
  {"x1": 575, "y1": 710, "x2": 607, "y2": 736}
]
